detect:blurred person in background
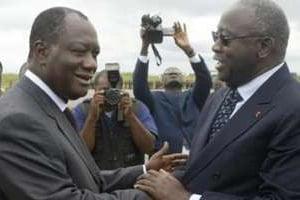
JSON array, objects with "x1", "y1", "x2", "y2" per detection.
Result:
[
  {"x1": 133, "y1": 22, "x2": 212, "y2": 153},
  {"x1": 73, "y1": 69, "x2": 159, "y2": 170}
]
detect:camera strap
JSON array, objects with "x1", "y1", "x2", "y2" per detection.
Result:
[{"x1": 151, "y1": 43, "x2": 162, "y2": 66}]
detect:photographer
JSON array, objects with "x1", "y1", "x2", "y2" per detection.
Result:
[
  {"x1": 73, "y1": 70, "x2": 158, "y2": 170},
  {"x1": 133, "y1": 22, "x2": 212, "y2": 153}
]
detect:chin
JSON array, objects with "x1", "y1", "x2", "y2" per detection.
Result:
[
  {"x1": 166, "y1": 81, "x2": 182, "y2": 88},
  {"x1": 217, "y1": 73, "x2": 226, "y2": 82},
  {"x1": 69, "y1": 90, "x2": 88, "y2": 100}
]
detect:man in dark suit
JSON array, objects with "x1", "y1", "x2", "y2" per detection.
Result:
[
  {"x1": 135, "y1": 0, "x2": 300, "y2": 199},
  {"x1": 0, "y1": 7, "x2": 186, "y2": 200}
]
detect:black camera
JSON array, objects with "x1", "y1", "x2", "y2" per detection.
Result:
[
  {"x1": 141, "y1": 14, "x2": 174, "y2": 44},
  {"x1": 103, "y1": 63, "x2": 122, "y2": 109},
  {"x1": 104, "y1": 88, "x2": 121, "y2": 107}
]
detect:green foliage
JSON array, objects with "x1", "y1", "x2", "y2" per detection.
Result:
[
  {"x1": 2, "y1": 72, "x2": 300, "y2": 94},
  {"x1": 291, "y1": 73, "x2": 300, "y2": 82},
  {"x1": 122, "y1": 72, "x2": 196, "y2": 81},
  {"x1": 1, "y1": 73, "x2": 18, "y2": 92},
  {"x1": 121, "y1": 72, "x2": 161, "y2": 81}
]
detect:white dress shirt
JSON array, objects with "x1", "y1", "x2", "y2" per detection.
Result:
[
  {"x1": 231, "y1": 62, "x2": 284, "y2": 118},
  {"x1": 25, "y1": 70, "x2": 67, "y2": 112},
  {"x1": 190, "y1": 62, "x2": 284, "y2": 200}
]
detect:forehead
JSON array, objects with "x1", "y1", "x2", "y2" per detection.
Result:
[
  {"x1": 164, "y1": 67, "x2": 182, "y2": 74},
  {"x1": 218, "y1": 5, "x2": 257, "y2": 35},
  {"x1": 58, "y1": 13, "x2": 99, "y2": 47},
  {"x1": 97, "y1": 73, "x2": 108, "y2": 81}
]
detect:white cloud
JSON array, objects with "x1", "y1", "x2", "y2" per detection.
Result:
[{"x1": 0, "y1": 0, "x2": 299, "y2": 75}]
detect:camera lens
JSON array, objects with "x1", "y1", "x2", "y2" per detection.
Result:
[{"x1": 105, "y1": 89, "x2": 121, "y2": 106}]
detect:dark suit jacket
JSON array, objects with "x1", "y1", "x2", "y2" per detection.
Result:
[
  {"x1": 179, "y1": 64, "x2": 300, "y2": 199},
  {"x1": 0, "y1": 77, "x2": 149, "y2": 199}
]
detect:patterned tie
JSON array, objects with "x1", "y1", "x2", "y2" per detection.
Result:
[
  {"x1": 64, "y1": 108, "x2": 78, "y2": 132},
  {"x1": 209, "y1": 89, "x2": 243, "y2": 142}
]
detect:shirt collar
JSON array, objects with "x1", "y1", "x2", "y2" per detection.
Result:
[
  {"x1": 25, "y1": 70, "x2": 68, "y2": 112},
  {"x1": 237, "y1": 62, "x2": 284, "y2": 102}
]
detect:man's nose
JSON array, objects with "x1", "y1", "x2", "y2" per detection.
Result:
[
  {"x1": 83, "y1": 53, "x2": 97, "y2": 71},
  {"x1": 212, "y1": 39, "x2": 222, "y2": 53}
]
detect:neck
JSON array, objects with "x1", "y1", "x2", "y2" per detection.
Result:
[
  {"x1": 232, "y1": 60, "x2": 283, "y2": 88},
  {"x1": 28, "y1": 65, "x2": 69, "y2": 103}
]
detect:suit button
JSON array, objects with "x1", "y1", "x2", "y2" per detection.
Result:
[{"x1": 213, "y1": 172, "x2": 221, "y2": 180}]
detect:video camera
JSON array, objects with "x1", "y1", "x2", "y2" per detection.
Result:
[{"x1": 141, "y1": 14, "x2": 174, "y2": 44}]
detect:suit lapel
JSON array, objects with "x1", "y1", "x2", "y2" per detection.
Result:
[
  {"x1": 189, "y1": 89, "x2": 228, "y2": 156},
  {"x1": 18, "y1": 77, "x2": 102, "y2": 186},
  {"x1": 54, "y1": 109, "x2": 103, "y2": 185},
  {"x1": 184, "y1": 64, "x2": 291, "y2": 183}
]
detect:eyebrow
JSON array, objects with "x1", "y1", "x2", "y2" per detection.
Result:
[
  {"x1": 70, "y1": 41, "x2": 100, "y2": 50},
  {"x1": 217, "y1": 26, "x2": 235, "y2": 35}
]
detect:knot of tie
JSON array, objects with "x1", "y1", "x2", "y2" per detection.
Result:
[
  {"x1": 209, "y1": 89, "x2": 243, "y2": 142},
  {"x1": 227, "y1": 89, "x2": 243, "y2": 105}
]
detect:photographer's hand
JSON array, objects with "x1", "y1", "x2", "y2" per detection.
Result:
[
  {"x1": 88, "y1": 90, "x2": 105, "y2": 121},
  {"x1": 173, "y1": 22, "x2": 195, "y2": 57},
  {"x1": 119, "y1": 92, "x2": 133, "y2": 119}
]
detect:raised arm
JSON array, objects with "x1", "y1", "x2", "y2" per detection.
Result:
[
  {"x1": 133, "y1": 33, "x2": 155, "y2": 113},
  {"x1": 190, "y1": 58, "x2": 212, "y2": 111},
  {"x1": 173, "y1": 22, "x2": 212, "y2": 111}
]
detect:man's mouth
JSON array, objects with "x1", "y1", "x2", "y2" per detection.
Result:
[
  {"x1": 75, "y1": 73, "x2": 93, "y2": 85},
  {"x1": 213, "y1": 56, "x2": 225, "y2": 70}
]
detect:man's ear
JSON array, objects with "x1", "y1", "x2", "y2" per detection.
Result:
[
  {"x1": 257, "y1": 37, "x2": 274, "y2": 58},
  {"x1": 33, "y1": 40, "x2": 51, "y2": 66}
]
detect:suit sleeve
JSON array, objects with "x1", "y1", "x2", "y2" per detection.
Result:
[
  {"x1": 0, "y1": 113, "x2": 149, "y2": 200},
  {"x1": 199, "y1": 110, "x2": 300, "y2": 200},
  {"x1": 133, "y1": 58, "x2": 155, "y2": 113},
  {"x1": 100, "y1": 165, "x2": 144, "y2": 192},
  {"x1": 190, "y1": 57, "x2": 212, "y2": 111}
]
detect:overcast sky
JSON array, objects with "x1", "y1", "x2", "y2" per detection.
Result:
[{"x1": 0, "y1": 0, "x2": 299, "y2": 75}]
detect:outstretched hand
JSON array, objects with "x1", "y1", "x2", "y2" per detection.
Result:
[{"x1": 145, "y1": 142, "x2": 188, "y2": 172}]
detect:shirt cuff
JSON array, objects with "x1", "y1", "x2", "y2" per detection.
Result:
[
  {"x1": 189, "y1": 54, "x2": 201, "y2": 63},
  {"x1": 143, "y1": 164, "x2": 147, "y2": 174},
  {"x1": 189, "y1": 194, "x2": 202, "y2": 200},
  {"x1": 139, "y1": 56, "x2": 149, "y2": 63}
]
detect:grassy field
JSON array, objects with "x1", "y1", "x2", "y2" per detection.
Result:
[
  {"x1": 0, "y1": 73, "x2": 166, "y2": 93},
  {"x1": 1, "y1": 72, "x2": 196, "y2": 89},
  {"x1": 2, "y1": 72, "x2": 300, "y2": 93}
]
